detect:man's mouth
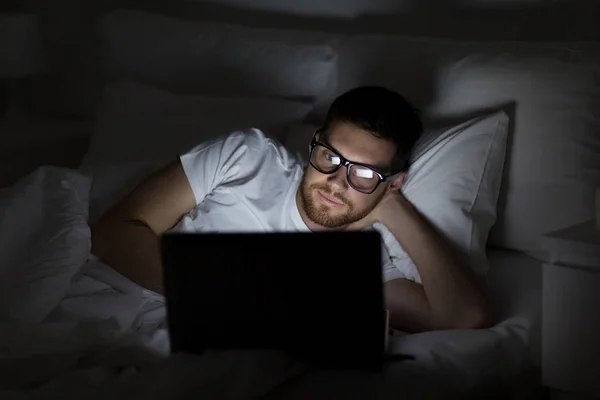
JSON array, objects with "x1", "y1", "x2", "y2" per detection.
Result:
[{"x1": 317, "y1": 190, "x2": 344, "y2": 207}]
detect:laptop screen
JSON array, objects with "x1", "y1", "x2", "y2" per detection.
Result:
[{"x1": 161, "y1": 231, "x2": 386, "y2": 371}]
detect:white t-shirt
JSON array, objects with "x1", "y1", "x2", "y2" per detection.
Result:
[{"x1": 176, "y1": 129, "x2": 421, "y2": 284}]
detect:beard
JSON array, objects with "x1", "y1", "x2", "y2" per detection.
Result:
[{"x1": 299, "y1": 174, "x2": 383, "y2": 229}]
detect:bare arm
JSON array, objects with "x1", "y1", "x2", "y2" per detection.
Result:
[
  {"x1": 381, "y1": 196, "x2": 491, "y2": 332},
  {"x1": 91, "y1": 160, "x2": 196, "y2": 294}
]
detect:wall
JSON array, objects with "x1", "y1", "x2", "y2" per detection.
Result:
[
  {"x1": 8, "y1": 0, "x2": 599, "y2": 76},
  {"x1": 9, "y1": 0, "x2": 600, "y2": 40},
  {"x1": 2, "y1": 0, "x2": 599, "y2": 118},
  {"x1": 183, "y1": 0, "x2": 596, "y2": 20},
  {"x1": 1, "y1": 0, "x2": 597, "y2": 176},
  {"x1": 8, "y1": 0, "x2": 600, "y2": 63},
  {"x1": 171, "y1": 0, "x2": 600, "y2": 40}
]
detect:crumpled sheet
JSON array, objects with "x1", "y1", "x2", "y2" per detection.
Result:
[
  {"x1": 0, "y1": 259, "x2": 459, "y2": 399},
  {"x1": 0, "y1": 167, "x2": 540, "y2": 399}
]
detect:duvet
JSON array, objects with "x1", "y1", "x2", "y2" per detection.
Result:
[{"x1": 0, "y1": 167, "x2": 539, "y2": 399}]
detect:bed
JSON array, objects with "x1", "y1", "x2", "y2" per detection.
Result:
[
  {"x1": 0, "y1": 204, "x2": 542, "y2": 398},
  {"x1": 1, "y1": 7, "x2": 599, "y2": 399}
]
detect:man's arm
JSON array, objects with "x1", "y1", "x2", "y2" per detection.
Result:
[
  {"x1": 91, "y1": 160, "x2": 196, "y2": 294},
  {"x1": 379, "y1": 195, "x2": 491, "y2": 332}
]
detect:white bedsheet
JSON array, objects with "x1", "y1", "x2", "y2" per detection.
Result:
[{"x1": 0, "y1": 167, "x2": 543, "y2": 399}]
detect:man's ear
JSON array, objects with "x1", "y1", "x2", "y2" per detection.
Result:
[{"x1": 388, "y1": 172, "x2": 407, "y2": 193}]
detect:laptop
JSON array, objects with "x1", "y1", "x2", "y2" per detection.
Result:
[{"x1": 160, "y1": 231, "x2": 389, "y2": 372}]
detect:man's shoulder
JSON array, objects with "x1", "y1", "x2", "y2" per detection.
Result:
[
  {"x1": 225, "y1": 128, "x2": 303, "y2": 168},
  {"x1": 224, "y1": 128, "x2": 268, "y2": 148},
  {"x1": 193, "y1": 128, "x2": 301, "y2": 178},
  {"x1": 182, "y1": 128, "x2": 269, "y2": 165}
]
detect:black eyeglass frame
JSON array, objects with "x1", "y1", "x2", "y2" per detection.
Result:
[{"x1": 308, "y1": 130, "x2": 407, "y2": 195}]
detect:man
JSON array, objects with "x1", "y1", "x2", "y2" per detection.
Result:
[{"x1": 91, "y1": 86, "x2": 490, "y2": 333}]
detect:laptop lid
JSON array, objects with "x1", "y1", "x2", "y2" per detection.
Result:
[{"x1": 161, "y1": 231, "x2": 386, "y2": 371}]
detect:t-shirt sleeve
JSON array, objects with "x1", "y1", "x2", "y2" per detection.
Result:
[
  {"x1": 374, "y1": 223, "x2": 422, "y2": 284},
  {"x1": 179, "y1": 129, "x2": 267, "y2": 205}
]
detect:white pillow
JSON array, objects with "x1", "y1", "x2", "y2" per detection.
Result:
[
  {"x1": 284, "y1": 110, "x2": 509, "y2": 276},
  {"x1": 429, "y1": 51, "x2": 600, "y2": 253},
  {"x1": 0, "y1": 167, "x2": 91, "y2": 323},
  {"x1": 333, "y1": 35, "x2": 600, "y2": 254},
  {"x1": 82, "y1": 81, "x2": 313, "y2": 165},
  {"x1": 99, "y1": 10, "x2": 338, "y2": 99},
  {"x1": 402, "y1": 110, "x2": 509, "y2": 276}
]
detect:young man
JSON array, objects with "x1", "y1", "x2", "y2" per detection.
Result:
[{"x1": 91, "y1": 86, "x2": 490, "y2": 333}]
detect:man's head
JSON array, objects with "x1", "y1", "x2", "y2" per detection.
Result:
[{"x1": 298, "y1": 86, "x2": 423, "y2": 230}]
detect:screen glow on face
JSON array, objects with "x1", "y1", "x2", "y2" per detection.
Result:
[{"x1": 311, "y1": 143, "x2": 382, "y2": 193}]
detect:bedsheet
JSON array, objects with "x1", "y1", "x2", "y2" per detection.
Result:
[{"x1": 0, "y1": 167, "x2": 543, "y2": 399}]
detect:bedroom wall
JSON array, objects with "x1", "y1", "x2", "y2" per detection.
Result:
[
  {"x1": 8, "y1": 0, "x2": 600, "y2": 44},
  {"x1": 0, "y1": 0, "x2": 598, "y2": 185},
  {"x1": 5, "y1": 0, "x2": 598, "y2": 83},
  {"x1": 139, "y1": 0, "x2": 600, "y2": 40},
  {"x1": 6, "y1": 0, "x2": 599, "y2": 93},
  {"x1": 182, "y1": 0, "x2": 598, "y2": 23},
  {"x1": 2, "y1": 0, "x2": 599, "y2": 120}
]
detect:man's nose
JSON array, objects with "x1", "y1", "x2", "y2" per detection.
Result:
[{"x1": 326, "y1": 167, "x2": 348, "y2": 190}]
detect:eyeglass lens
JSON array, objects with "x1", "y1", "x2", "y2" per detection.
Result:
[{"x1": 310, "y1": 144, "x2": 380, "y2": 193}]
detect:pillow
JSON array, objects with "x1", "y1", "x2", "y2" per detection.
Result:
[
  {"x1": 99, "y1": 10, "x2": 338, "y2": 99},
  {"x1": 82, "y1": 81, "x2": 313, "y2": 165},
  {"x1": 402, "y1": 110, "x2": 509, "y2": 276},
  {"x1": 284, "y1": 110, "x2": 509, "y2": 276},
  {"x1": 0, "y1": 166, "x2": 91, "y2": 323},
  {"x1": 332, "y1": 35, "x2": 600, "y2": 254},
  {"x1": 430, "y1": 50, "x2": 600, "y2": 254}
]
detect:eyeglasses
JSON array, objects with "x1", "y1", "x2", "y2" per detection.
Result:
[{"x1": 308, "y1": 131, "x2": 403, "y2": 194}]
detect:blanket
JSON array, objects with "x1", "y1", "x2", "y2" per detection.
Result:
[{"x1": 0, "y1": 167, "x2": 538, "y2": 399}]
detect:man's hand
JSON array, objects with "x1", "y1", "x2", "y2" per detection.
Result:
[
  {"x1": 345, "y1": 187, "x2": 410, "y2": 231},
  {"x1": 376, "y1": 191, "x2": 489, "y2": 330},
  {"x1": 372, "y1": 189, "x2": 414, "y2": 223},
  {"x1": 351, "y1": 181, "x2": 491, "y2": 332}
]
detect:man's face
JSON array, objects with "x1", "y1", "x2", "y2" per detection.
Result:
[{"x1": 298, "y1": 121, "x2": 399, "y2": 230}]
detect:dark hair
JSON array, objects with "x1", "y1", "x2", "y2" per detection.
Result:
[{"x1": 322, "y1": 86, "x2": 423, "y2": 171}]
